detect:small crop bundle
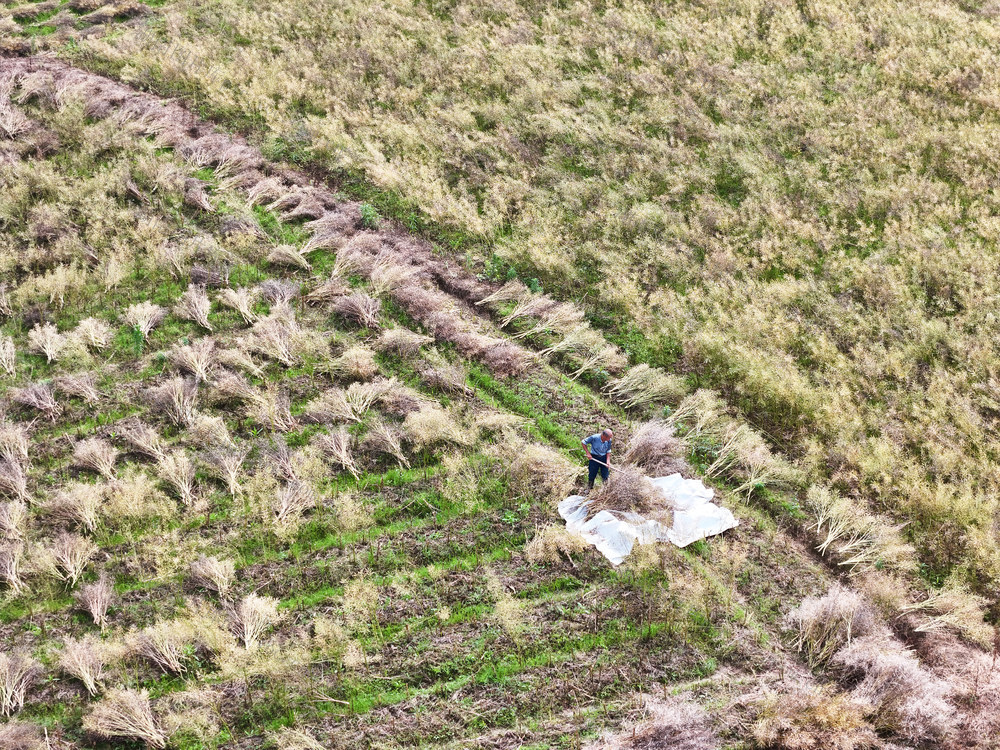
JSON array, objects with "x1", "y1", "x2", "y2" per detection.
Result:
[
  {"x1": 187, "y1": 413, "x2": 233, "y2": 448},
  {"x1": 59, "y1": 636, "x2": 107, "y2": 696},
  {"x1": 419, "y1": 358, "x2": 469, "y2": 395},
  {"x1": 148, "y1": 377, "x2": 199, "y2": 427},
  {"x1": 0, "y1": 501, "x2": 27, "y2": 541},
  {"x1": 73, "y1": 317, "x2": 113, "y2": 350},
  {"x1": 332, "y1": 292, "x2": 381, "y2": 329},
  {"x1": 123, "y1": 301, "x2": 166, "y2": 341},
  {"x1": 174, "y1": 285, "x2": 213, "y2": 331},
  {"x1": 271, "y1": 480, "x2": 318, "y2": 533},
  {"x1": 0, "y1": 542, "x2": 25, "y2": 594},
  {"x1": 55, "y1": 373, "x2": 102, "y2": 404},
  {"x1": 785, "y1": 585, "x2": 875, "y2": 668},
  {"x1": 248, "y1": 386, "x2": 297, "y2": 433},
  {"x1": 157, "y1": 451, "x2": 198, "y2": 508},
  {"x1": 230, "y1": 593, "x2": 281, "y2": 650},
  {"x1": 75, "y1": 574, "x2": 113, "y2": 630},
  {"x1": 12, "y1": 383, "x2": 61, "y2": 421},
  {"x1": 328, "y1": 346, "x2": 378, "y2": 380},
  {"x1": 43, "y1": 482, "x2": 102, "y2": 533},
  {"x1": 0, "y1": 335, "x2": 15, "y2": 378},
  {"x1": 0, "y1": 461, "x2": 29, "y2": 505},
  {"x1": 0, "y1": 422, "x2": 29, "y2": 469},
  {"x1": 202, "y1": 445, "x2": 249, "y2": 496},
  {"x1": 0, "y1": 651, "x2": 41, "y2": 717},
  {"x1": 129, "y1": 621, "x2": 193, "y2": 675},
  {"x1": 259, "y1": 279, "x2": 301, "y2": 306},
  {"x1": 504, "y1": 440, "x2": 577, "y2": 503},
  {"x1": 313, "y1": 428, "x2": 359, "y2": 478},
  {"x1": 217, "y1": 286, "x2": 260, "y2": 324},
  {"x1": 170, "y1": 338, "x2": 216, "y2": 382},
  {"x1": 304, "y1": 276, "x2": 350, "y2": 307},
  {"x1": 620, "y1": 420, "x2": 688, "y2": 477},
  {"x1": 83, "y1": 688, "x2": 167, "y2": 749},
  {"x1": 115, "y1": 418, "x2": 167, "y2": 462},
  {"x1": 606, "y1": 364, "x2": 686, "y2": 409},
  {"x1": 375, "y1": 327, "x2": 432, "y2": 357},
  {"x1": 189, "y1": 555, "x2": 236, "y2": 596},
  {"x1": 247, "y1": 317, "x2": 297, "y2": 366},
  {"x1": 362, "y1": 419, "x2": 409, "y2": 468},
  {"x1": 403, "y1": 406, "x2": 472, "y2": 451},
  {"x1": 589, "y1": 465, "x2": 662, "y2": 516},
  {"x1": 50, "y1": 531, "x2": 98, "y2": 586},
  {"x1": 267, "y1": 244, "x2": 310, "y2": 270},
  {"x1": 73, "y1": 437, "x2": 119, "y2": 479},
  {"x1": 27, "y1": 323, "x2": 67, "y2": 363},
  {"x1": 525, "y1": 523, "x2": 587, "y2": 565}
]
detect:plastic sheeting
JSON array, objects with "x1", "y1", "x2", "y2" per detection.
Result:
[{"x1": 557, "y1": 473, "x2": 738, "y2": 565}]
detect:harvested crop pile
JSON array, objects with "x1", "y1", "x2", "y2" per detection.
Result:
[{"x1": 589, "y1": 464, "x2": 667, "y2": 520}]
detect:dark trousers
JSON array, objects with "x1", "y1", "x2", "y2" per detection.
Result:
[{"x1": 588, "y1": 454, "x2": 610, "y2": 485}]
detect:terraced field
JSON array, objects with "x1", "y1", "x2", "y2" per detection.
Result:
[{"x1": 0, "y1": 54, "x2": 997, "y2": 750}]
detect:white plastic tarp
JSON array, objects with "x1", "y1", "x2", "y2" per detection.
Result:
[{"x1": 558, "y1": 473, "x2": 738, "y2": 565}]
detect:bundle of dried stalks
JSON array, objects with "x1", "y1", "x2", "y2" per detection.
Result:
[
  {"x1": 12, "y1": 383, "x2": 61, "y2": 421},
  {"x1": 588, "y1": 465, "x2": 663, "y2": 516},
  {"x1": 476, "y1": 280, "x2": 531, "y2": 308},
  {"x1": 259, "y1": 279, "x2": 301, "y2": 305},
  {"x1": 59, "y1": 636, "x2": 107, "y2": 696},
  {"x1": 0, "y1": 651, "x2": 41, "y2": 717},
  {"x1": 43, "y1": 482, "x2": 102, "y2": 533},
  {"x1": 271, "y1": 480, "x2": 317, "y2": 533},
  {"x1": 314, "y1": 428, "x2": 360, "y2": 478},
  {"x1": 157, "y1": 451, "x2": 198, "y2": 508},
  {"x1": 82, "y1": 688, "x2": 167, "y2": 748},
  {"x1": 0, "y1": 501, "x2": 26, "y2": 541},
  {"x1": 303, "y1": 277, "x2": 349, "y2": 306},
  {"x1": 175, "y1": 285, "x2": 213, "y2": 331},
  {"x1": 332, "y1": 293, "x2": 381, "y2": 329},
  {"x1": 361, "y1": 419, "x2": 409, "y2": 468},
  {"x1": 231, "y1": 593, "x2": 281, "y2": 650},
  {"x1": 606, "y1": 364, "x2": 686, "y2": 409},
  {"x1": 267, "y1": 244, "x2": 310, "y2": 270},
  {"x1": 619, "y1": 420, "x2": 688, "y2": 477},
  {"x1": 328, "y1": 346, "x2": 378, "y2": 380},
  {"x1": 27, "y1": 323, "x2": 67, "y2": 363},
  {"x1": 189, "y1": 555, "x2": 236, "y2": 596},
  {"x1": 148, "y1": 377, "x2": 199, "y2": 427},
  {"x1": 217, "y1": 348, "x2": 265, "y2": 378},
  {"x1": 115, "y1": 418, "x2": 167, "y2": 462},
  {"x1": 217, "y1": 286, "x2": 260, "y2": 324},
  {"x1": 49, "y1": 531, "x2": 97, "y2": 586},
  {"x1": 202, "y1": 445, "x2": 250, "y2": 496},
  {"x1": 248, "y1": 387, "x2": 297, "y2": 432},
  {"x1": 73, "y1": 438, "x2": 119, "y2": 479},
  {"x1": 187, "y1": 413, "x2": 234, "y2": 448},
  {"x1": 123, "y1": 301, "x2": 166, "y2": 341},
  {"x1": 73, "y1": 317, "x2": 113, "y2": 350},
  {"x1": 129, "y1": 621, "x2": 192, "y2": 675},
  {"x1": 375, "y1": 328, "x2": 433, "y2": 357},
  {"x1": 0, "y1": 422, "x2": 29, "y2": 468},
  {"x1": 0, "y1": 336, "x2": 14, "y2": 378},
  {"x1": 55, "y1": 373, "x2": 102, "y2": 404},
  {"x1": 75, "y1": 574, "x2": 113, "y2": 630}
]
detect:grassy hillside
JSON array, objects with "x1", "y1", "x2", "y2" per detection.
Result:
[
  {"x1": 5, "y1": 0, "x2": 998, "y2": 594},
  {"x1": 2, "y1": 5, "x2": 1000, "y2": 749},
  {"x1": 0, "y1": 59, "x2": 861, "y2": 748}
]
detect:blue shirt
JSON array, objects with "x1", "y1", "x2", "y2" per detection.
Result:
[{"x1": 583, "y1": 434, "x2": 612, "y2": 457}]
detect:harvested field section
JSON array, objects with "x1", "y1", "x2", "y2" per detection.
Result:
[{"x1": 0, "y1": 59, "x2": 998, "y2": 750}]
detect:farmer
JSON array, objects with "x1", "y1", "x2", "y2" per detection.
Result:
[{"x1": 582, "y1": 428, "x2": 613, "y2": 491}]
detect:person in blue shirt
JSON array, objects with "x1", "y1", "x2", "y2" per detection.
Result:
[{"x1": 582, "y1": 429, "x2": 613, "y2": 490}]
